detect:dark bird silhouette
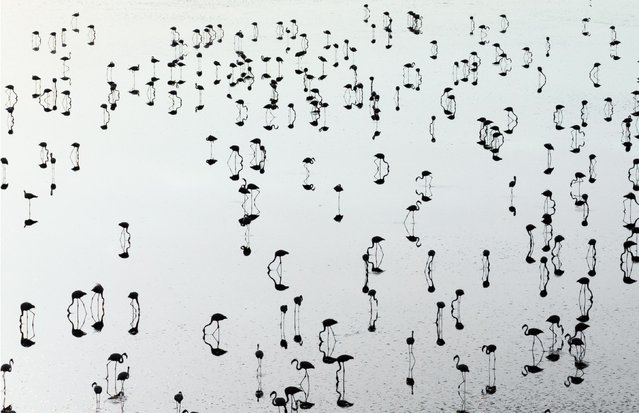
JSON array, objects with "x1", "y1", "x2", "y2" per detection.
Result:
[
  {"x1": 572, "y1": 322, "x2": 590, "y2": 338},
  {"x1": 522, "y1": 324, "x2": 544, "y2": 351},
  {"x1": 67, "y1": 290, "x2": 87, "y2": 315},
  {"x1": 24, "y1": 190, "x2": 37, "y2": 201},
  {"x1": 107, "y1": 353, "x2": 127, "y2": 364},
  {"x1": 335, "y1": 354, "x2": 354, "y2": 380},
  {"x1": 128, "y1": 291, "x2": 139, "y2": 309},
  {"x1": 292, "y1": 358, "x2": 315, "y2": 386},
  {"x1": 319, "y1": 318, "x2": 338, "y2": 342},
  {"x1": 174, "y1": 391, "x2": 183, "y2": 411},
  {"x1": 116, "y1": 366, "x2": 130, "y2": 394},
  {"x1": 525, "y1": 224, "x2": 536, "y2": 263},
  {"x1": 546, "y1": 315, "x2": 564, "y2": 339},
  {"x1": 268, "y1": 250, "x2": 289, "y2": 269},
  {"x1": 565, "y1": 333, "x2": 586, "y2": 354},
  {"x1": 270, "y1": 391, "x2": 288, "y2": 411},
  {"x1": 406, "y1": 331, "x2": 415, "y2": 346},
  {"x1": 435, "y1": 301, "x2": 446, "y2": 346},
  {"x1": 284, "y1": 386, "x2": 303, "y2": 410},
  {"x1": 1, "y1": 359, "x2": 14, "y2": 374},
  {"x1": 205, "y1": 313, "x2": 227, "y2": 333},
  {"x1": 267, "y1": 250, "x2": 290, "y2": 290},
  {"x1": 105, "y1": 352, "x2": 127, "y2": 393},
  {"x1": 367, "y1": 236, "x2": 385, "y2": 273},
  {"x1": 454, "y1": 355, "x2": 469, "y2": 376},
  {"x1": 451, "y1": 289, "x2": 465, "y2": 330},
  {"x1": 481, "y1": 344, "x2": 497, "y2": 395},
  {"x1": 20, "y1": 302, "x2": 35, "y2": 316},
  {"x1": 334, "y1": 184, "x2": 344, "y2": 222},
  {"x1": 482, "y1": 344, "x2": 496, "y2": 355},
  {"x1": 404, "y1": 200, "x2": 421, "y2": 223},
  {"x1": 91, "y1": 382, "x2": 102, "y2": 405},
  {"x1": 453, "y1": 354, "x2": 469, "y2": 392}
]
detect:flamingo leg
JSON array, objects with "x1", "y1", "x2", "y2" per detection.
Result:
[
  {"x1": 114, "y1": 364, "x2": 118, "y2": 393},
  {"x1": 464, "y1": 373, "x2": 467, "y2": 394}
]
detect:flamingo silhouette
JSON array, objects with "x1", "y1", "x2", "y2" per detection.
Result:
[
  {"x1": 267, "y1": 250, "x2": 290, "y2": 290},
  {"x1": 522, "y1": 324, "x2": 544, "y2": 351},
  {"x1": 174, "y1": 391, "x2": 183, "y2": 411},
  {"x1": 453, "y1": 355, "x2": 469, "y2": 393},
  {"x1": 292, "y1": 358, "x2": 315, "y2": 388},
  {"x1": 319, "y1": 318, "x2": 338, "y2": 348},
  {"x1": 270, "y1": 391, "x2": 289, "y2": 412}
]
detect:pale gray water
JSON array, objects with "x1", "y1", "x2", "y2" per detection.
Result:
[{"x1": 1, "y1": 0, "x2": 639, "y2": 412}]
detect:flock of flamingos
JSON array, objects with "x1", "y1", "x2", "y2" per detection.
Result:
[{"x1": 2, "y1": 1, "x2": 639, "y2": 412}]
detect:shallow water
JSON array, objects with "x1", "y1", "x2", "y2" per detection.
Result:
[{"x1": 2, "y1": 0, "x2": 639, "y2": 412}]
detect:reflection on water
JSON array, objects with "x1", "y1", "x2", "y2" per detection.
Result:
[
  {"x1": 267, "y1": 250, "x2": 290, "y2": 291},
  {"x1": 202, "y1": 313, "x2": 227, "y2": 356},
  {"x1": 19, "y1": 302, "x2": 36, "y2": 348},
  {"x1": 67, "y1": 290, "x2": 88, "y2": 338},
  {"x1": 90, "y1": 284, "x2": 105, "y2": 332},
  {"x1": 481, "y1": 344, "x2": 497, "y2": 396}
]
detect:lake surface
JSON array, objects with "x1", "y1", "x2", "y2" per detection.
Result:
[{"x1": 1, "y1": 0, "x2": 639, "y2": 411}]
